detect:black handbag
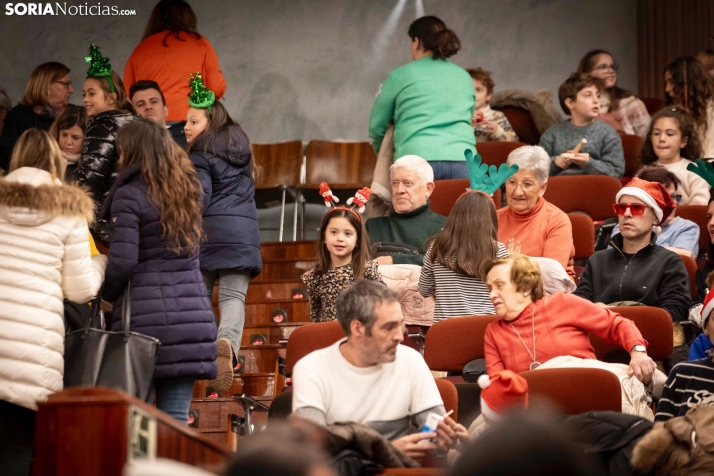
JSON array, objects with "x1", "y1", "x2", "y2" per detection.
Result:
[
  {"x1": 64, "y1": 283, "x2": 160, "y2": 401},
  {"x1": 371, "y1": 241, "x2": 420, "y2": 257}
]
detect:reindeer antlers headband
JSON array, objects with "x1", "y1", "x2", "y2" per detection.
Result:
[
  {"x1": 464, "y1": 149, "x2": 519, "y2": 195},
  {"x1": 319, "y1": 182, "x2": 373, "y2": 221}
]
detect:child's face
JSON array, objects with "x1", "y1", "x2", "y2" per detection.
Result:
[
  {"x1": 589, "y1": 53, "x2": 617, "y2": 89},
  {"x1": 83, "y1": 78, "x2": 116, "y2": 117},
  {"x1": 185, "y1": 107, "x2": 209, "y2": 144},
  {"x1": 324, "y1": 216, "x2": 358, "y2": 263},
  {"x1": 566, "y1": 85, "x2": 600, "y2": 120},
  {"x1": 473, "y1": 79, "x2": 492, "y2": 112},
  {"x1": 651, "y1": 117, "x2": 687, "y2": 162}
]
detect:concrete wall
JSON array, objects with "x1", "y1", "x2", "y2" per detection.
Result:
[{"x1": 0, "y1": 0, "x2": 637, "y2": 143}]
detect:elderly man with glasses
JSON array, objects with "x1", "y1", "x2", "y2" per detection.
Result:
[{"x1": 574, "y1": 177, "x2": 691, "y2": 323}]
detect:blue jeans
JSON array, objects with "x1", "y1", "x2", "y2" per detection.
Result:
[
  {"x1": 152, "y1": 377, "x2": 195, "y2": 423},
  {"x1": 202, "y1": 269, "x2": 250, "y2": 359},
  {"x1": 428, "y1": 161, "x2": 469, "y2": 180}
]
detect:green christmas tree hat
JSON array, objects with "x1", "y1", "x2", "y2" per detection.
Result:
[
  {"x1": 85, "y1": 44, "x2": 115, "y2": 93},
  {"x1": 188, "y1": 72, "x2": 215, "y2": 113}
]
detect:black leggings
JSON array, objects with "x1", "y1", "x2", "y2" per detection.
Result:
[{"x1": 0, "y1": 400, "x2": 36, "y2": 476}]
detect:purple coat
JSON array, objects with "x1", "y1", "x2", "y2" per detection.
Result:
[{"x1": 101, "y1": 163, "x2": 217, "y2": 380}]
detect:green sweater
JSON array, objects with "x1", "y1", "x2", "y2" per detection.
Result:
[
  {"x1": 369, "y1": 56, "x2": 476, "y2": 162},
  {"x1": 365, "y1": 202, "x2": 447, "y2": 265}
]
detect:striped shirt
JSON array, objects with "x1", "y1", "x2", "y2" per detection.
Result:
[
  {"x1": 419, "y1": 242, "x2": 508, "y2": 321},
  {"x1": 654, "y1": 358, "x2": 714, "y2": 422}
]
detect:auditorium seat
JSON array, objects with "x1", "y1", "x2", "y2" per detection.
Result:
[
  {"x1": 284, "y1": 320, "x2": 345, "y2": 376},
  {"x1": 640, "y1": 97, "x2": 665, "y2": 116},
  {"x1": 434, "y1": 379, "x2": 459, "y2": 422},
  {"x1": 678, "y1": 253, "x2": 699, "y2": 300},
  {"x1": 544, "y1": 175, "x2": 622, "y2": 223},
  {"x1": 430, "y1": 179, "x2": 502, "y2": 216},
  {"x1": 253, "y1": 141, "x2": 303, "y2": 241},
  {"x1": 676, "y1": 205, "x2": 709, "y2": 258},
  {"x1": 619, "y1": 134, "x2": 644, "y2": 181},
  {"x1": 568, "y1": 213, "x2": 595, "y2": 283},
  {"x1": 492, "y1": 106, "x2": 541, "y2": 145},
  {"x1": 519, "y1": 367, "x2": 622, "y2": 414},
  {"x1": 303, "y1": 140, "x2": 376, "y2": 187},
  {"x1": 477, "y1": 141, "x2": 527, "y2": 168},
  {"x1": 589, "y1": 306, "x2": 673, "y2": 362}
]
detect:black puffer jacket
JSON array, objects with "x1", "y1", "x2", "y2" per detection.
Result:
[{"x1": 74, "y1": 109, "x2": 136, "y2": 244}]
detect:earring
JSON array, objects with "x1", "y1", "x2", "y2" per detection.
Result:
[{"x1": 524, "y1": 292, "x2": 529, "y2": 297}]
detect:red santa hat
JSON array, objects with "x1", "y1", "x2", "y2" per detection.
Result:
[
  {"x1": 477, "y1": 370, "x2": 529, "y2": 420},
  {"x1": 615, "y1": 177, "x2": 675, "y2": 225},
  {"x1": 698, "y1": 289, "x2": 714, "y2": 328}
]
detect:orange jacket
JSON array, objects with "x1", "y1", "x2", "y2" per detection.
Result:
[{"x1": 124, "y1": 31, "x2": 227, "y2": 122}]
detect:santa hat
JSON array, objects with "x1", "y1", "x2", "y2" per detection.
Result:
[
  {"x1": 616, "y1": 177, "x2": 675, "y2": 226},
  {"x1": 477, "y1": 371, "x2": 529, "y2": 420},
  {"x1": 698, "y1": 289, "x2": 714, "y2": 328}
]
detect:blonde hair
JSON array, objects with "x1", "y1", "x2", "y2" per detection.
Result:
[
  {"x1": 19, "y1": 62, "x2": 70, "y2": 109},
  {"x1": 9, "y1": 129, "x2": 64, "y2": 181},
  {"x1": 481, "y1": 254, "x2": 545, "y2": 302}
]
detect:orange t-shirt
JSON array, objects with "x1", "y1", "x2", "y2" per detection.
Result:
[
  {"x1": 497, "y1": 197, "x2": 575, "y2": 278},
  {"x1": 124, "y1": 31, "x2": 227, "y2": 122}
]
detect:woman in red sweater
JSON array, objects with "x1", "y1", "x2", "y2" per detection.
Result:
[
  {"x1": 124, "y1": 0, "x2": 226, "y2": 123},
  {"x1": 482, "y1": 255, "x2": 656, "y2": 384}
]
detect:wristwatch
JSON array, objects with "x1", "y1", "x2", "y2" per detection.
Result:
[{"x1": 631, "y1": 345, "x2": 647, "y2": 353}]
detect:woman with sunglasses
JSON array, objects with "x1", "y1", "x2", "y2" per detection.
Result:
[
  {"x1": 573, "y1": 177, "x2": 691, "y2": 322},
  {"x1": 578, "y1": 50, "x2": 651, "y2": 138}
]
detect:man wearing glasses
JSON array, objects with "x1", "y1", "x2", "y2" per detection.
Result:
[{"x1": 573, "y1": 177, "x2": 691, "y2": 323}]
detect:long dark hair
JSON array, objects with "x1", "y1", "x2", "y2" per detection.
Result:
[
  {"x1": 577, "y1": 49, "x2": 632, "y2": 111},
  {"x1": 639, "y1": 105, "x2": 704, "y2": 164},
  {"x1": 188, "y1": 101, "x2": 261, "y2": 181},
  {"x1": 408, "y1": 16, "x2": 460, "y2": 60},
  {"x1": 117, "y1": 119, "x2": 203, "y2": 254},
  {"x1": 665, "y1": 56, "x2": 714, "y2": 132},
  {"x1": 142, "y1": 0, "x2": 201, "y2": 46},
  {"x1": 315, "y1": 208, "x2": 371, "y2": 279},
  {"x1": 427, "y1": 192, "x2": 499, "y2": 278}
]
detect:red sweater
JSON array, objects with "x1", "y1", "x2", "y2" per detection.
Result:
[
  {"x1": 124, "y1": 32, "x2": 227, "y2": 122},
  {"x1": 497, "y1": 198, "x2": 575, "y2": 278},
  {"x1": 484, "y1": 292, "x2": 647, "y2": 374}
]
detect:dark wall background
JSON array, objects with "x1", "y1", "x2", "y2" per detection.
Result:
[{"x1": 0, "y1": 0, "x2": 637, "y2": 143}]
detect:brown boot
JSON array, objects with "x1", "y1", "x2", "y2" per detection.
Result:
[{"x1": 210, "y1": 338, "x2": 234, "y2": 394}]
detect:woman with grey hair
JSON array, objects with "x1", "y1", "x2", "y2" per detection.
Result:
[{"x1": 496, "y1": 145, "x2": 576, "y2": 279}]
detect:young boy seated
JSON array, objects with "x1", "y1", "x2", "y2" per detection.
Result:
[
  {"x1": 540, "y1": 72, "x2": 625, "y2": 179},
  {"x1": 467, "y1": 68, "x2": 519, "y2": 143},
  {"x1": 655, "y1": 288, "x2": 714, "y2": 422}
]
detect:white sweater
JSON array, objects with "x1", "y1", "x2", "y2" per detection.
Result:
[
  {"x1": 0, "y1": 167, "x2": 106, "y2": 411},
  {"x1": 657, "y1": 159, "x2": 710, "y2": 206}
]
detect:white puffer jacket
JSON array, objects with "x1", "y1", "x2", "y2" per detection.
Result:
[{"x1": 0, "y1": 167, "x2": 106, "y2": 410}]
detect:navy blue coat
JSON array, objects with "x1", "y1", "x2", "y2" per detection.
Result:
[
  {"x1": 101, "y1": 163, "x2": 217, "y2": 380},
  {"x1": 188, "y1": 125, "x2": 262, "y2": 276}
]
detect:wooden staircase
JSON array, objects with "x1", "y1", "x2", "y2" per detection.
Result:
[{"x1": 190, "y1": 240, "x2": 317, "y2": 445}]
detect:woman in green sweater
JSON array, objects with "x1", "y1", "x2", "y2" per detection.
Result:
[{"x1": 369, "y1": 16, "x2": 476, "y2": 180}]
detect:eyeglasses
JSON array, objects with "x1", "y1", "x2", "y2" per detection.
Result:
[
  {"x1": 613, "y1": 203, "x2": 647, "y2": 216},
  {"x1": 592, "y1": 63, "x2": 619, "y2": 72},
  {"x1": 670, "y1": 193, "x2": 682, "y2": 205},
  {"x1": 505, "y1": 179, "x2": 537, "y2": 192},
  {"x1": 53, "y1": 80, "x2": 72, "y2": 87}
]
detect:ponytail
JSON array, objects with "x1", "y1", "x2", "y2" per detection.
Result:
[{"x1": 408, "y1": 16, "x2": 461, "y2": 59}]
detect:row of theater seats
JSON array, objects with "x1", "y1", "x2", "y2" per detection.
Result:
[{"x1": 275, "y1": 306, "x2": 673, "y2": 425}]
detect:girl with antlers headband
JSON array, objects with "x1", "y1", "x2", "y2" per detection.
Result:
[{"x1": 302, "y1": 185, "x2": 382, "y2": 322}]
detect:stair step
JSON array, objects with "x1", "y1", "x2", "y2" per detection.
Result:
[
  {"x1": 189, "y1": 396, "x2": 270, "y2": 447},
  {"x1": 252, "y1": 259, "x2": 318, "y2": 282},
  {"x1": 212, "y1": 301, "x2": 310, "y2": 327},
  {"x1": 245, "y1": 281, "x2": 307, "y2": 303},
  {"x1": 241, "y1": 323, "x2": 307, "y2": 347},
  {"x1": 238, "y1": 346, "x2": 285, "y2": 374}
]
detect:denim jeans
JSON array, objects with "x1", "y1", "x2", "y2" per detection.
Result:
[
  {"x1": 0, "y1": 399, "x2": 35, "y2": 476},
  {"x1": 150, "y1": 377, "x2": 196, "y2": 423},
  {"x1": 202, "y1": 269, "x2": 250, "y2": 359},
  {"x1": 428, "y1": 161, "x2": 469, "y2": 180}
]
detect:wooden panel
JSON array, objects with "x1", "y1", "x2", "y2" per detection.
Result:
[
  {"x1": 637, "y1": 0, "x2": 713, "y2": 98},
  {"x1": 260, "y1": 241, "x2": 317, "y2": 261},
  {"x1": 241, "y1": 323, "x2": 307, "y2": 347},
  {"x1": 253, "y1": 141, "x2": 303, "y2": 188},
  {"x1": 252, "y1": 260, "x2": 318, "y2": 282},
  {"x1": 244, "y1": 301, "x2": 311, "y2": 326},
  {"x1": 33, "y1": 387, "x2": 227, "y2": 476},
  {"x1": 305, "y1": 140, "x2": 377, "y2": 185},
  {"x1": 190, "y1": 398, "x2": 270, "y2": 447},
  {"x1": 239, "y1": 346, "x2": 286, "y2": 373},
  {"x1": 246, "y1": 281, "x2": 308, "y2": 303}
]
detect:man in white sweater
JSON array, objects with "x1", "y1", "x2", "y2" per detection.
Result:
[{"x1": 292, "y1": 280, "x2": 467, "y2": 461}]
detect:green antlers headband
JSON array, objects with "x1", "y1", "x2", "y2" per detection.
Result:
[
  {"x1": 687, "y1": 159, "x2": 714, "y2": 188},
  {"x1": 85, "y1": 44, "x2": 115, "y2": 94},
  {"x1": 188, "y1": 72, "x2": 215, "y2": 114},
  {"x1": 464, "y1": 149, "x2": 519, "y2": 195}
]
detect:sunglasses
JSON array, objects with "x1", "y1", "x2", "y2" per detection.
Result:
[{"x1": 613, "y1": 203, "x2": 647, "y2": 216}]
